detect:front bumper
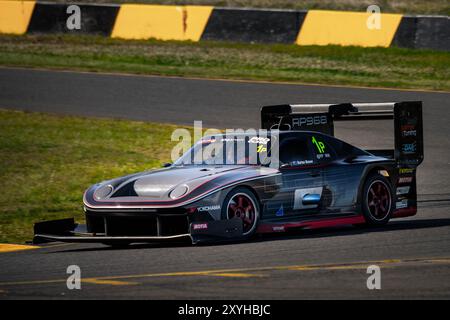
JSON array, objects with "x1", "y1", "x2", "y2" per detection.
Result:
[{"x1": 33, "y1": 217, "x2": 243, "y2": 245}]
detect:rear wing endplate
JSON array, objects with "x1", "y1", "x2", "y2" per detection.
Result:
[{"x1": 261, "y1": 101, "x2": 423, "y2": 166}]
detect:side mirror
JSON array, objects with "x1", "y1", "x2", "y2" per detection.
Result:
[
  {"x1": 162, "y1": 162, "x2": 172, "y2": 168},
  {"x1": 302, "y1": 193, "x2": 321, "y2": 205}
]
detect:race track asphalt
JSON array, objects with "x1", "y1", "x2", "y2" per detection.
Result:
[{"x1": 0, "y1": 67, "x2": 449, "y2": 299}]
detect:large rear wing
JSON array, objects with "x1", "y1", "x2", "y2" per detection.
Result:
[{"x1": 261, "y1": 101, "x2": 423, "y2": 166}]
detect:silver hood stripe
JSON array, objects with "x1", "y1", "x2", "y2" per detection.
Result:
[{"x1": 84, "y1": 173, "x2": 280, "y2": 210}]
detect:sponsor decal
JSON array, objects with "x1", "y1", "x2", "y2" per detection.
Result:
[
  {"x1": 257, "y1": 145, "x2": 267, "y2": 153},
  {"x1": 275, "y1": 205, "x2": 284, "y2": 217},
  {"x1": 396, "y1": 199, "x2": 408, "y2": 209},
  {"x1": 396, "y1": 186, "x2": 410, "y2": 195},
  {"x1": 197, "y1": 205, "x2": 221, "y2": 212},
  {"x1": 291, "y1": 159, "x2": 314, "y2": 166},
  {"x1": 272, "y1": 226, "x2": 285, "y2": 232},
  {"x1": 248, "y1": 137, "x2": 270, "y2": 145},
  {"x1": 201, "y1": 138, "x2": 216, "y2": 144},
  {"x1": 402, "y1": 142, "x2": 416, "y2": 154},
  {"x1": 402, "y1": 129, "x2": 417, "y2": 137},
  {"x1": 221, "y1": 138, "x2": 244, "y2": 142},
  {"x1": 399, "y1": 168, "x2": 414, "y2": 174},
  {"x1": 378, "y1": 170, "x2": 389, "y2": 177},
  {"x1": 398, "y1": 176, "x2": 413, "y2": 184},
  {"x1": 316, "y1": 153, "x2": 331, "y2": 160},
  {"x1": 292, "y1": 115, "x2": 327, "y2": 127},
  {"x1": 401, "y1": 124, "x2": 415, "y2": 131},
  {"x1": 192, "y1": 223, "x2": 208, "y2": 230},
  {"x1": 294, "y1": 187, "x2": 323, "y2": 210}
]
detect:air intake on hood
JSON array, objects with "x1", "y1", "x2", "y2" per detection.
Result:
[{"x1": 111, "y1": 182, "x2": 138, "y2": 197}]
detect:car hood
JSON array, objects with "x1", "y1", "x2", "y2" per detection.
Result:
[
  {"x1": 131, "y1": 165, "x2": 245, "y2": 198},
  {"x1": 89, "y1": 165, "x2": 276, "y2": 203}
]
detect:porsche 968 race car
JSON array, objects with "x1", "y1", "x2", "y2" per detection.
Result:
[{"x1": 34, "y1": 101, "x2": 423, "y2": 245}]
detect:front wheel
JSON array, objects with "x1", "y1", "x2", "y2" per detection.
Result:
[
  {"x1": 361, "y1": 173, "x2": 394, "y2": 226},
  {"x1": 221, "y1": 187, "x2": 260, "y2": 238}
]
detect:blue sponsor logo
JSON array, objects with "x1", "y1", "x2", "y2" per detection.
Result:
[
  {"x1": 402, "y1": 143, "x2": 416, "y2": 153},
  {"x1": 275, "y1": 205, "x2": 284, "y2": 217}
]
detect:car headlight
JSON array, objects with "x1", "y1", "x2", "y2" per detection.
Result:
[
  {"x1": 94, "y1": 184, "x2": 113, "y2": 200},
  {"x1": 169, "y1": 185, "x2": 189, "y2": 199}
]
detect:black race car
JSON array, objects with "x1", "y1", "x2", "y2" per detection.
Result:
[{"x1": 34, "y1": 101, "x2": 423, "y2": 245}]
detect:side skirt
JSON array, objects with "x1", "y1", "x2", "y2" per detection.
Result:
[{"x1": 256, "y1": 215, "x2": 365, "y2": 234}]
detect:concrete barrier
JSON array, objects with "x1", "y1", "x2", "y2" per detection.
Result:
[
  {"x1": 111, "y1": 5, "x2": 212, "y2": 41},
  {"x1": 0, "y1": 1, "x2": 448, "y2": 51},
  {"x1": 0, "y1": 0, "x2": 35, "y2": 34},
  {"x1": 201, "y1": 8, "x2": 306, "y2": 44},
  {"x1": 392, "y1": 16, "x2": 450, "y2": 51},
  {"x1": 296, "y1": 10, "x2": 402, "y2": 47},
  {"x1": 27, "y1": 2, "x2": 119, "y2": 36}
]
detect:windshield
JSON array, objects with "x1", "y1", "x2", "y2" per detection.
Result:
[{"x1": 173, "y1": 135, "x2": 273, "y2": 166}]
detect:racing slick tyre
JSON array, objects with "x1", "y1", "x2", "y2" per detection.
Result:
[
  {"x1": 221, "y1": 187, "x2": 260, "y2": 239},
  {"x1": 361, "y1": 173, "x2": 394, "y2": 226}
]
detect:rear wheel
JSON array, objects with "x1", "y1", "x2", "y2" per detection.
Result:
[
  {"x1": 361, "y1": 173, "x2": 394, "y2": 226},
  {"x1": 222, "y1": 187, "x2": 260, "y2": 238}
]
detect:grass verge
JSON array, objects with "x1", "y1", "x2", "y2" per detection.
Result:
[
  {"x1": 0, "y1": 34, "x2": 449, "y2": 91},
  {"x1": 0, "y1": 109, "x2": 189, "y2": 244}
]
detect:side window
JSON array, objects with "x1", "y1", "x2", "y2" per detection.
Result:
[
  {"x1": 309, "y1": 134, "x2": 337, "y2": 163},
  {"x1": 279, "y1": 137, "x2": 314, "y2": 166},
  {"x1": 323, "y1": 135, "x2": 368, "y2": 158}
]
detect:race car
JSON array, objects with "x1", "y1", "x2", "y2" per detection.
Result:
[{"x1": 33, "y1": 101, "x2": 423, "y2": 245}]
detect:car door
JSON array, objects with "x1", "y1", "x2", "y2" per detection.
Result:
[
  {"x1": 319, "y1": 135, "x2": 364, "y2": 214},
  {"x1": 275, "y1": 133, "x2": 325, "y2": 218}
]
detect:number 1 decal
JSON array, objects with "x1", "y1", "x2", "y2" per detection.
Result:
[
  {"x1": 257, "y1": 145, "x2": 267, "y2": 153},
  {"x1": 312, "y1": 136, "x2": 325, "y2": 154}
]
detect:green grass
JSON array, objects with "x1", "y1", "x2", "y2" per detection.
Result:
[
  {"x1": 0, "y1": 34, "x2": 449, "y2": 91},
  {"x1": 49, "y1": 0, "x2": 450, "y2": 15},
  {"x1": 0, "y1": 109, "x2": 191, "y2": 244}
]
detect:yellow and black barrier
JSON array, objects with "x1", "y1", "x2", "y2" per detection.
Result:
[
  {"x1": 0, "y1": 1, "x2": 448, "y2": 51},
  {"x1": 296, "y1": 10, "x2": 402, "y2": 47},
  {"x1": 200, "y1": 8, "x2": 307, "y2": 44},
  {"x1": 28, "y1": 2, "x2": 120, "y2": 35},
  {"x1": 0, "y1": 0, "x2": 35, "y2": 34},
  {"x1": 111, "y1": 5, "x2": 212, "y2": 41}
]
